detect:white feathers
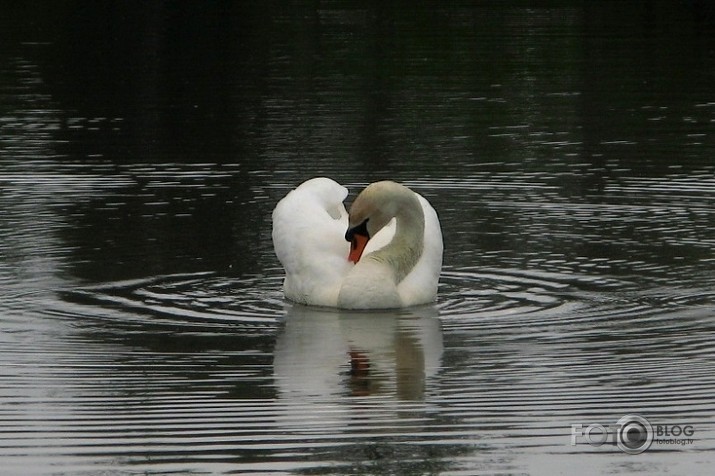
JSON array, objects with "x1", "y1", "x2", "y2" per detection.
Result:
[{"x1": 272, "y1": 177, "x2": 443, "y2": 309}]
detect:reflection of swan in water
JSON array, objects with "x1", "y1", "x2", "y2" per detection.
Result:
[{"x1": 273, "y1": 304, "x2": 443, "y2": 401}]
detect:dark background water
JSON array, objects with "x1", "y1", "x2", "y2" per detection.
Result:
[{"x1": 1, "y1": 2, "x2": 714, "y2": 474}]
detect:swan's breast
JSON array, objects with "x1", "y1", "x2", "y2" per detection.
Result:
[{"x1": 337, "y1": 260, "x2": 402, "y2": 309}]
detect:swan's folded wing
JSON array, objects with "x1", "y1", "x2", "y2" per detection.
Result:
[{"x1": 272, "y1": 178, "x2": 352, "y2": 306}]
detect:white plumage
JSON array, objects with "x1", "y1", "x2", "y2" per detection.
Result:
[{"x1": 272, "y1": 177, "x2": 443, "y2": 309}]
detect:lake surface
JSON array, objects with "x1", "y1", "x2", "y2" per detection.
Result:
[{"x1": 1, "y1": 2, "x2": 714, "y2": 474}]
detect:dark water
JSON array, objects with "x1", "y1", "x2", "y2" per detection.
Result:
[{"x1": 2, "y1": 2, "x2": 714, "y2": 474}]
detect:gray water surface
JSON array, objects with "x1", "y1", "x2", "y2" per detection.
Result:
[{"x1": 1, "y1": 3, "x2": 714, "y2": 475}]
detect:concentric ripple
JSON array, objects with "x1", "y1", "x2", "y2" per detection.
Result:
[{"x1": 58, "y1": 272, "x2": 286, "y2": 333}]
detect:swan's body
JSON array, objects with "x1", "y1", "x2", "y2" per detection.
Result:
[{"x1": 272, "y1": 178, "x2": 442, "y2": 309}]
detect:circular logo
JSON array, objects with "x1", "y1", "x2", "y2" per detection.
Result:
[{"x1": 616, "y1": 414, "x2": 653, "y2": 454}]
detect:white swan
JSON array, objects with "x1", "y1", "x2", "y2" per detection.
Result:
[{"x1": 272, "y1": 178, "x2": 443, "y2": 309}]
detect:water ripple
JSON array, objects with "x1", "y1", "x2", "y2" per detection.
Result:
[{"x1": 57, "y1": 272, "x2": 285, "y2": 334}]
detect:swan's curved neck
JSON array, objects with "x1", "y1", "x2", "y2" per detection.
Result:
[{"x1": 369, "y1": 194, "x2": 424, "y2": 283}]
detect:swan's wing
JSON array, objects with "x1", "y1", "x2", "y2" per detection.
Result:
[
  {"x1": 272, "y1": 178, "x2": 352, "y2": 306},
  {"x1": 397, "y1": 193, "x2": 443, "y2": 305}
]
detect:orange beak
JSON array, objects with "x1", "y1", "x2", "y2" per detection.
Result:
[{"x1": 348, "y1": 234, "x2": 369, "y2": 263}]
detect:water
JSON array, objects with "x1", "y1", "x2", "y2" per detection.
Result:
[{"x1": 1, "y1": 2, "x2": 714, "y2": 474}]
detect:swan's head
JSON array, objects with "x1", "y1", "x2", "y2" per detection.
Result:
[{"x1": 344, "y1": 181, "x2": 415, "y2": 263}]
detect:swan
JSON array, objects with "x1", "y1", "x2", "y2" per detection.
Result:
[{"x1": 272, "y1": 178, "x2": 443, "y2": 309}]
